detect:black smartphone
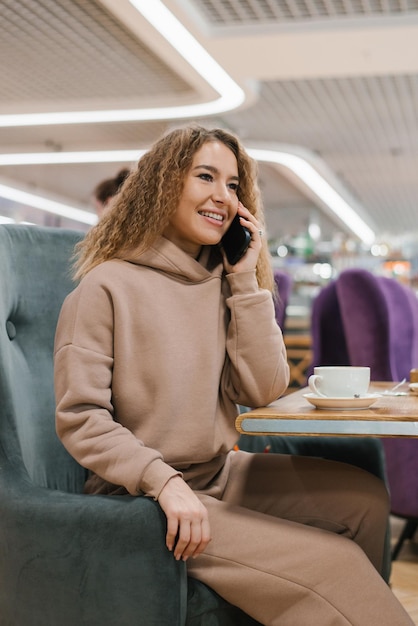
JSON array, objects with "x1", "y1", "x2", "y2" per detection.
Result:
[{"x1": 221, "y1": 214, "x2": 251, "y2": 265}]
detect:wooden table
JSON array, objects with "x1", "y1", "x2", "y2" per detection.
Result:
[{"x1": 236, "y1": 382, "x2": 418, "y2": 438}]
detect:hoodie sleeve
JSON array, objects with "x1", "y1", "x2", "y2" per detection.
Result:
[
  {"x1": 54, "y1": 275, "x2": 180, "y2": 498},
  {"x1": 223, "y1": 269, "x2": 289, "y2": 407}
]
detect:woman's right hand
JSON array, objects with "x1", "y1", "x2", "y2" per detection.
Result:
[{"x1": 157, "y1": 475, "x2": 211, "y2": 561}]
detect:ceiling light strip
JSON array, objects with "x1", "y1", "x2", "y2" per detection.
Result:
[
  {"x1": 0, "y1": 148, "x2": 375, "y2": 242},
  {"x1": 0, "y1": 184, "x2": 97, "y2": 225},
  {"x1": 0, "y1": 151, "x2": 146, "y2": 165},
  {"x1": 0, "y1": 1, "x2": 245, "y2": 128},
  {"x1": 249, "y1": 149, "x2": 375, "y2": 245},
  {"x1": 129, "y1": 0, "x2": 244, "y2": 111}
]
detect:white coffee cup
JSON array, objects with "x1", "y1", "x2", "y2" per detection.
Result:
[{"x1": 308, "y1": 366, "x2": 370, "y2": 398}]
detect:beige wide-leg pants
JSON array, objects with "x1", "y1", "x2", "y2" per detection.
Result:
[{"x1": 187, "y1": 451, "x2": 413, "y2": 626}]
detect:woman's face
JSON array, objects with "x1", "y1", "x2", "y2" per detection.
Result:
[{"x1": 163, "y1": 140, "x2": 239, "y2": 258}]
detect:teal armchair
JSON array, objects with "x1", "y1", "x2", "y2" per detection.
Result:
[{"x1": 0, "y1": 225, "x2": 259, "y2": 626}]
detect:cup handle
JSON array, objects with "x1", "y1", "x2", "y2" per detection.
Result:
[{"x1": 308, "y1": 374, "x2": 327, "y2": 397}]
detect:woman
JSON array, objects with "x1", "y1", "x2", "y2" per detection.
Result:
[{"x1": 54, "y1": 125, "x2": 413, "y2": 625}]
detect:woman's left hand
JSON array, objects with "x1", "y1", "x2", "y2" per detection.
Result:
[{"x1": 222, "y1": 201, "x2": 264, "y2": 273}]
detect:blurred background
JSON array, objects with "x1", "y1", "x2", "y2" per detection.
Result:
[{"x1": 2, "y1": 0, "x2": 418, "y2": 319}]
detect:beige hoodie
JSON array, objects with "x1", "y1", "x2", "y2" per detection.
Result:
[{"x1": 54, "y1": 237, "x2": 289, "y2": 499}]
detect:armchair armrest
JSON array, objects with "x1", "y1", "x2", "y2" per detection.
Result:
[{"x1": 0, "y1": 458, "x2": 187, "y2": 626}]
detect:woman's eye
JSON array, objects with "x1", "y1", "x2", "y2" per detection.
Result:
[
  {"x1": 228, "y1": 182, "x2": 239, "y2": 192},
  {"x1": 198, "y1": 173, "x2": 213, "y2": 182}
]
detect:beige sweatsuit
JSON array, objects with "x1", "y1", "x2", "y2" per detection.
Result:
[{"x1": 54, "y1": 236, "x2": 413, "y2": 626}]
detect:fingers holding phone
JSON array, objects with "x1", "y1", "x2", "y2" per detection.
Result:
[
  {"x1": 221, "y1": 202, "x2": 264, "y2": 271},
  {"x1": 221, "y1": 214, "x2": 251, "y2": 265}
]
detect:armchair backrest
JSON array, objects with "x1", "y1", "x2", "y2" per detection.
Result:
[
  {"x1": 402, "y1": 283, "x2": 418, "y2": 369},
  {"x1": 335, "y1": 269, "x2": 393, "y2": 379},
  {"x1": 377, "y1": 276, "x2": 415, "y2": 381},
  {"x1": 331, "y1": 268, "x2": 418, "y2": 519},
  {"x1": 0, "y1": 225, "x2": 86, "y2": 492},
  {"x1": 335, "y1": 268, "x2": 415, "y2": 381}
]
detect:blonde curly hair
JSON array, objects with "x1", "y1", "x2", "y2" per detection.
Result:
[{"x1": 74, "y1": 124, "x2": 274, "y2": 291}]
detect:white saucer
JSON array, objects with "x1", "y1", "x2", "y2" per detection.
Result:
[
  {"x1": 409, "y1": 383, "x2": 418, "y2": 395},
  {"x1": 303, "y1": 393, "x2": 382, "y2": 410}
]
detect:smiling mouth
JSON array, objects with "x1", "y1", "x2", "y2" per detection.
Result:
[{"x1": 199, "y1": 210, "x2": 224, "y2": 223}]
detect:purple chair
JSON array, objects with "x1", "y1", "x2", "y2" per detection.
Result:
[
  {"x1": 336, "y1": 268, "x2": 418, "y2": 559},
  {"x1": 307, "y1": 279, "x2": 387, "y2": 481},
  {"x1": 404, "y1": 284, "x2": 418, "y2": 368},
  {"x1": 335, "y1": 270, "x2": 399, "y2": 378},
  {"x1": 273, "y1": 270, "x2": 292, "y2": 330}
]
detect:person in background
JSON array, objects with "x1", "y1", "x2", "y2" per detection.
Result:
[
  {"x1": 54, "y1": 125, "x2": 413, "y2": 626},
  {"x1": 92, "y1": 167, "x2": 130, "y2": 218}
]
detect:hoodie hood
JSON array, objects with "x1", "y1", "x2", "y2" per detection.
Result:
[{"x1": 123, "y1": 236, "x2": 224, "y2": 284}]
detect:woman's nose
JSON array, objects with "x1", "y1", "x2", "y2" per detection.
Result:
[{"x1": 212, "y1": 182, "x2": 230, "y2": 203}]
